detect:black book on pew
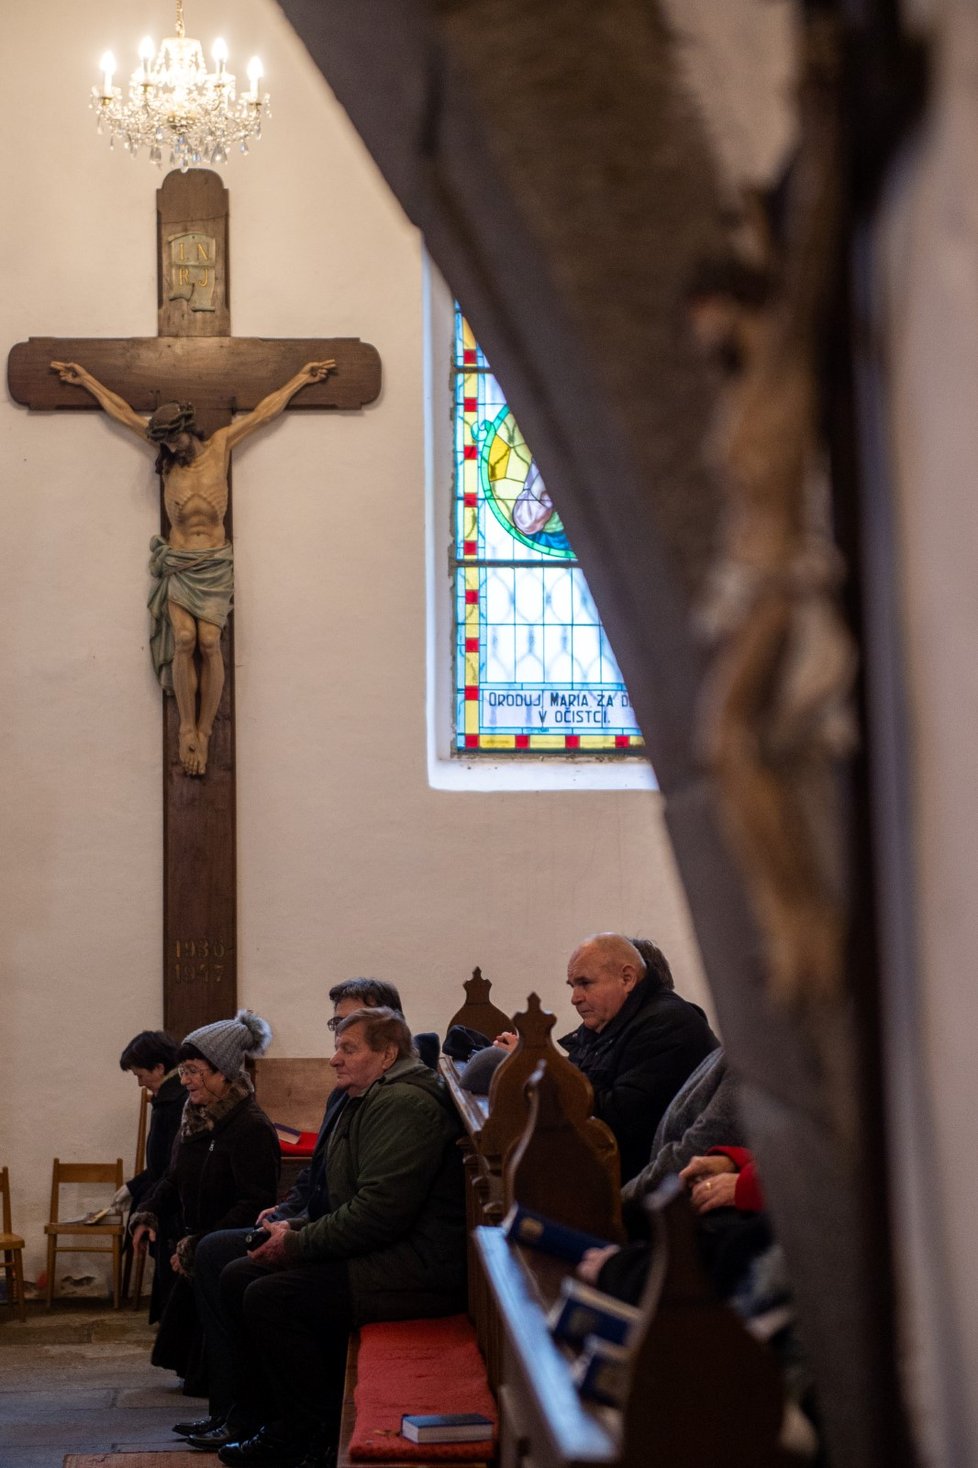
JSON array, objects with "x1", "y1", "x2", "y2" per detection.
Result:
[
  {"x1": 548, "y1": 1276, "x2": 642, "y2": 1349},
  {"x1": 400, "y1": 1413, "x2": 495, "y2": 1443},
  {"x1": 502, "y1": 1203, "x2": 613, "y2": 1264}
]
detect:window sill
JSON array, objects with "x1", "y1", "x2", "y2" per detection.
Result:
[{"x1": 427, "y1": 753, "x2": 658, "y2": 793}]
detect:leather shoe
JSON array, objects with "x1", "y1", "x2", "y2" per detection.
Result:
[
  {"x1": 174, "y1": 1413, "x2": 226, "y2": 1438},
  {"x1": 187, "y1": 1422, "x2": 236, "y2": 1451},
  {"x1": 218, "y1": 1425, "x2": 307, "y2": 1466}
]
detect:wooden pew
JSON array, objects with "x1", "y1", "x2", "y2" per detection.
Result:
[
  {"x1": 446, "y1": 965, "x2": 513, "y2": 1040},
  {"x1": 339, "y1": 997, "x2": 806, "y2": 1468},
  {"x1": 476, "y1": 1155, "x2": 802, "y2": 1468},
  {"x1": 252, "y1": 1056, "x2": 335, "y2": 1198},
  {"x1": 440, "y1": 991, "x2": 623, "y2": 1384},
  {"x1": 441, "y1": 991, "x2": 621, "y2": 1229}
]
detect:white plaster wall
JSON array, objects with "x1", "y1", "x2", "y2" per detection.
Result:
[
  {"x1": 0, "y1": 0, "x2": 709, "y2": 1281},
  {"x1": 878, "y1": 3, "x2": 978, "y2": 1461}
]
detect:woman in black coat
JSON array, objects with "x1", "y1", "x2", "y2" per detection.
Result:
[
  {"x1": 130, "y1": 1010, "x2": 280, "y2": 1396},
  {"x1": 117, "y1": 1030, "x2": 185, "y2": 1323}
]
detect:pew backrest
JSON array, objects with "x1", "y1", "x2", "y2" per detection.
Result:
[
  {"x1": 253, "y1": 1057, "x2": 335, "y2": 1132},
  {"x1": 446, "y1": 965, "x2": 513, "y2": 1041}
]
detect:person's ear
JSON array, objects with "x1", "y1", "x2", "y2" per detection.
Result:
[{"x1": 621, "y1": 963, "x2": 640, "y2": 993}]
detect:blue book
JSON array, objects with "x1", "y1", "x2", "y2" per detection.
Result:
[
  {"x1": 501, "y1": 1203, "x2": 613, "y2": 1264},
  {"x1": 400, "y1": 1413, "x2": 495, "y2": 1443},
  {"x1": 548, "y1": 1277, "x2": 641, "y2": 1348}
]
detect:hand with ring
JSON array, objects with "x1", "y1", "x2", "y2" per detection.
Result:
[{"x1": 679, "y1": 1153, "x2": 738, "y2": 1215}]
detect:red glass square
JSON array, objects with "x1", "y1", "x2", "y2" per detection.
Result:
[
  {"x1": 464, "y1": 492, "x2": 477, "y2": 508},
  {"x1": 464, "y1": 685, "x2": 478, "y2": 701},
  {"x1": 565, "y1": 735, "x2": 581, "y2": 750},
  {"x1": 515, "y1": 735, "x2": 530, "y2": 749},
  {"x1": 465, "y1": 637, "x2": 479, "y2": 653},
  {"x1": 463, "y1": 444, "x2": 477, "y2": 460},
  {"x1": 465, "y1": 734, "x2": 479, "y2": 748},
  {"x1": 463, "y1": 396, "x2": 477, "y2": 412},
  {"x1": 463, "y1": 540, "x2": 477, "y2": 556},
  {"x1": 615, "y1": 735, "x2": 630, "y2": 748},
  {"x1": 463, "y1": 349, "x2": 477, "y2": 365},
  {"x1": 464, "y1": 589, "x2": 478, "y2": 605}
]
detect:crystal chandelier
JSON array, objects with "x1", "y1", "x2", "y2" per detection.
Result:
[{"x1": 91, "y1": 0, "x2": 270, "y2": 170}]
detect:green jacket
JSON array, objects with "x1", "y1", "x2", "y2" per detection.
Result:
[{"x1": 286, "y1": 1056, "x2": 467, "y2": 1323}]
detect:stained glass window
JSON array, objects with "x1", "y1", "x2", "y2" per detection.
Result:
[{"x1": 453, "y1": 309, "x2": 644, "y2": 755}]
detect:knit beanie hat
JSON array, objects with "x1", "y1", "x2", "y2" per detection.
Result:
[{"x1": 183, "y1": 1008, "x2": 272, "y2": 1078}]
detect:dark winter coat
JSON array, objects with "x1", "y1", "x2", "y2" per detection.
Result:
[
  {"x1": 125, "y1": 1070, "x2": 185, "y2": 1324},
  {"x1": 274, "y1": 1088, "x2": 348, "y2": 1223},
  {"x1": 126, "y1": 1071, "x2": 185, "y2": 1207},
  {"x1": 134, "y1": 1079, "x2": 279, "y2": 1390},
  {"x1": 620, "y1": 1048, "x2": 744, "y2": 1208},
  {"x1": 286, "y1": 1057, "x2": 467, "y2": 1323},
  {"x1": 136, "y1": 1082, "x2": 280, "y2": 1263},
  {"x1": 560, "y1": 979, "x2": 719, "y2": 1184}
]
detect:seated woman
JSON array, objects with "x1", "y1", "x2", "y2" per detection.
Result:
[
  {"x1": 581, "y1": 1153, "x2": 815, "y2": 1449},
  {"x1": 116, "y1": 1029, "x2": 185, "y2": 1322},
  {"x1": 208, "y1": 1006, "x2": 467, "y2": 1468},
  {"x1": 129, "y1": 1009, "x2": 280, "y2": 1396},
  {"x1": 579, "y1": 1147, "x2": 769, "y2": 1301}
]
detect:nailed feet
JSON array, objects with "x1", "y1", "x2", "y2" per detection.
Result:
[{"x1": 178, "y1": 725, "x2": 209, "y2": 777}]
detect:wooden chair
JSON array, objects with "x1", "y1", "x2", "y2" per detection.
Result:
[
  {"x1": 122, "y1": 1088, "x2": 151, "y2": 1309},
  {"x1": 0, "y1": 1167, "x2": 26, "y2": 1321},
  {"x1": 43, "y1": 1159, "x2": 125, "y2": 1309}
]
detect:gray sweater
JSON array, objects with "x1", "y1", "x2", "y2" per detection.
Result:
[{"x1": 621, "y1": 1048, "x2": 744, "y2": 1205}]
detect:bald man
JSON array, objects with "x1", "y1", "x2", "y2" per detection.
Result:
[{"x1": 560, "y1": 933, "x2": 718, "y2": 1184}]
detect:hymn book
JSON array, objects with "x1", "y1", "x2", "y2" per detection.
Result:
[
  {"x1": 548, "y1": 1276, "x2": 642, "y2": 1348},
  {"x1": 571, "y1": 1338, "x2": 631, "y2": 1406},
  {"x1": 400, "y1": 1413, "x2": 495, "y2": 1443},
  {"x1": 501, "y1": 1202, "x2": 613, "y2": 1263}
]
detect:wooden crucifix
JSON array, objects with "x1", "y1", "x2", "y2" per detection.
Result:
[{"x1": 7, "y1": 170, "x2": 381, "y2": 1039}]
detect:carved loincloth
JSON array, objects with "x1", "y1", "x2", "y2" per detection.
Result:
[{"x1": 147, "y1": 534, "x2": 234, "y2": 693}]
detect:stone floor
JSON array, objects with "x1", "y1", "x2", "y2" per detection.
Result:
[{"x1": 0, "y1": 1301, "x2": 206, "y2": 1467}]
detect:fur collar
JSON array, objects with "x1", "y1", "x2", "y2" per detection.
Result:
[{"x1": 179, "y1": 1072, "x2": 253, "y2": 1139}]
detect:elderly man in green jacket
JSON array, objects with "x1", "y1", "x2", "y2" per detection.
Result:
[{"x1": 210, "y1": 1008, "x2": 466, "y2": 1468}]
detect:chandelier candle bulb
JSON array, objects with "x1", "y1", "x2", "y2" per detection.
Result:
[
  {"x1": 138, "y1": 37, "x2": 154, "y2": 82},
  {"x1": 100, "y1": 52, "x2": 115, "y2": 98}
]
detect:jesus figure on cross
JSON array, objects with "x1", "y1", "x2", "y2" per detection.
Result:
[{"x1": 50, "y1": 358, "x2": 335, "y2": 777}]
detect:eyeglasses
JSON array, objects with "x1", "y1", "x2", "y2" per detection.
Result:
[
  {"x1": 326, "y1": 1017, "x2": 343, "y2": 1032},
  {"x1": 177, "y1": 1063, "x2": 210, "y2": 1079}
]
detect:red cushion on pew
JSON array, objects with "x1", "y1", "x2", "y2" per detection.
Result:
[
  {"x1": 274, "y1": 1125, "x2": 319, "y2": 1156},
  {"x1": 348, "y1": 1316, "x2": 497, "y2": 1461}
]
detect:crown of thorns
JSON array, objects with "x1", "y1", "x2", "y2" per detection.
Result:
[{"x1": 146, "y1": 401, "x2": 196, "y2": 441}]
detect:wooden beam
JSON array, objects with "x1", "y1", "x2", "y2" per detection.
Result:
[{"x1": 8, "y1": 336, "x2": 381, "y2": 414}]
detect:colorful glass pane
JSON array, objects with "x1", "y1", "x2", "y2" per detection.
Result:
[{"x1": 452, "y1": 307, "x2": 644, "y2": 754}]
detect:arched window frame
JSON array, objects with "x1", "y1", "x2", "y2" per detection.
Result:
[{"x1": 424, "y1": 262, "x2": 656, "y2": 793}]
